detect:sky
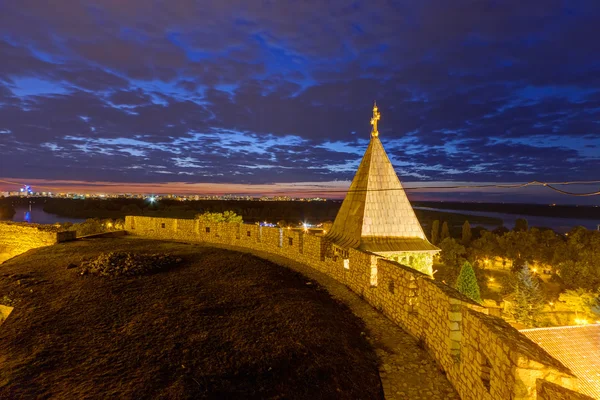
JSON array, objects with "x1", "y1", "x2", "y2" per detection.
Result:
[{"x1": 0, "y1": 1, "x2": 599, "y2": 204}]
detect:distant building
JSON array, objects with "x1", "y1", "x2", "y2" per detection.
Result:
[{"x1": 326, "y1": 103, "x2": 439, "y2": 275}]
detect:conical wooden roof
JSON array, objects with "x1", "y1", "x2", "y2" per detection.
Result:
[{"x1": 327, "y1": 106, "x2": 438, "y2": 253}]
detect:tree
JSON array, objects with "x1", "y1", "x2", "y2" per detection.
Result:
[
  {"x1": 455, "y1": 261, "x2": 482, "y2": 303},
  {"x1": 462, "y1": 220, "x2": 472, "y2": 245},
  {"x1": 498, "y1": 230, "x2": 536, "y2": 272},
  {"x1": 468, "y1": 230, "x2": 500, "y2": 268},
  {"x1": 321, "y1": 221, "x2": 333, "y2": 233},
  {"x1": 195, "y1": 211, "x2": 243, "y2": 223},
  {"x1": 556, "y1": 228, "x2": 600, "y2": 291},
  {"x1": 0, "y1": 203, "x2": 16, "y2": 219},
  {"x1": 431, "y1": 220, "x2": 440, "y2": 245},
  {"x1": 439, "y1": 238, "x2": 466, "y2": 268},
  {"x1": 440, "y1": 221, "x2": 450, "y2": 241},
  {"x1": 492, "y1": 225, "x2": 509, "y2": 235},
  {"x1": 506, "y1": 263, "x2": 545, "y2": 327},
  {"x1": 121, "y1": 204, "x2": 142, "y2": 215},
  {"x1": 514, "y1": 218, "x2": 529, "y2": 232},
  {"x1": 558, "y1": 260, "x2": 600, "y2": 291},
  {"x1": 559, "y1": 289, "x2": 600, "y2": 321}
]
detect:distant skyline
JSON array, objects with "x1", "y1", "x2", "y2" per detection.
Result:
[
  {"x1": 1, "y1": 1, "x2": 599, "y2": 204},
  {"x1": 1, "y1": 177, "x2": 598, "y2": 205}
]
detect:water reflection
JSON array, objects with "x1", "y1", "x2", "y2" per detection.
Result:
[{"x1": 10, "y1": 205, "x2": 85, "y2": 225}]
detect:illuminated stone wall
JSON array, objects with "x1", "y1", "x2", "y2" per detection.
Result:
[
  {"x1": 125, "y1": 216, "x2": 584, "y2": 400},
  {"x1": 0, "y1": 222, "x2": 76, "y2": 263}
]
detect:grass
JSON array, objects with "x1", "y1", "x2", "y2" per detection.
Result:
[{"x1": 0, "y1": 238, "x2": 382, "y2": 399}]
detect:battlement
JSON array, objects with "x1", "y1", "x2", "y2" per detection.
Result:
[
  {"x1": 0, "y1": 221, "x2": 76, "y2": 263},
  {"x1": 125, "y1": 216, "x2": 590, "y2": 400}
]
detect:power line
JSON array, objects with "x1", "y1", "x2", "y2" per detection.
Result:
[{"x1": 295, "y1": 180, "x2": 600, "y2": 196}]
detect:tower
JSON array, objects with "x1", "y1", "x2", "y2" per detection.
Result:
[{"x1": 326, "y1": 103, "x2": 439, "y2": 275}]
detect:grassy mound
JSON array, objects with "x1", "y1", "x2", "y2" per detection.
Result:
[
  {"x1": 79, "y1": 251, "x2": 182, "y2": 277},
  {"x1": 0, "y1": 238, "x2": 382, "y2": 399}
]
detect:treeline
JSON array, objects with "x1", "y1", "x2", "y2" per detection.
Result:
[
  {"x1": 41, "y1": 198, "x2": 341, "y2": 223},
  {"x1": 37, "y1": 198, "x2": 500, "y2": 229},
  {"x1": 435, "y1": 219, "x2": 600, "y2": 291},
  {"x1": 414, "y1": 201, "x2": 600, "y2": 219}
]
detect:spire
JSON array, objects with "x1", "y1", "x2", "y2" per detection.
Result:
[
  {"x1": 326, "y1": 103, "x2": 438, "y2": 254},
  {"x1": 370, "y1": 101, "x2": 380, "y2": 137}
]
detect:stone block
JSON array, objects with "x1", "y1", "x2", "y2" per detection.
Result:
[{"x1": 449, "y1": 311, "x2": 462, "y2": 322}]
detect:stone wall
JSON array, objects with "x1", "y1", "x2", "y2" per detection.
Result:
[
  {"x1": 125, "y1": 216, "x2": 585, "y2": 400},
  {"x1": 0, "y1": 222, "x2": 76, "y2": 263}
]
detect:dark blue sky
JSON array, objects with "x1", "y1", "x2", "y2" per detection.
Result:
[{"x1": 0, "y1": 1, "x2": 599, "y2": 202}]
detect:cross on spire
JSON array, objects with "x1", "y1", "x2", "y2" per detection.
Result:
[{"x1": 370, "y1": 101, "x2": 381, "y2": 137}]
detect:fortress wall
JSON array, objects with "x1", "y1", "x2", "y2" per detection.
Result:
[
  {"x1": 0, "y1": 222, "x2": 76, "y2": 263},
  {"x1": 125, "y1": 216, "x2": 583, "y2": 400}
]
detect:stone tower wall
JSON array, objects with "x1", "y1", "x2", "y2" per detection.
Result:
[{"x1": 125, "y1": 216, "x2": 588, "y2": 400}]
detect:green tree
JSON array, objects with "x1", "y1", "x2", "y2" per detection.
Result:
[
  {"x1": 440, "y1": 221, "x2": 450, "y2": 241},
  {"x1": 195, "y1": 211, "x2": 243, "y2": 223},
  {"x1": 506, "y1": 263, "x2": 545, "y2": 327},
  {"x1": 559, "y1": 289, "x2": 600, "y2": 321},
  {"x1": 0, "y1": 203, "x2": 16, "y2": 219},
  {"x1": 468, "y1": 230, "x2": 499, "y2": 267},
  {"x1": 555, "y1": 227, "x2": 600, "y2": 290},
  {"x1": 121, "y1": 203, "x2": 142, "y2": 215},
  {"x1": 431, "y1": 220, "x2": 440, "y2": 245},
  {"x1": 514, "y1": 218, "x2": 529, "y2": 232},
  {"x1": 439, "y1": 238, "x2": 466, "y2": 268},
  {"x1": 462, "y1": 220, "x2": 472, "y2": 245},
  {"x1": 498, "y1": 230, "x2": 536, "y2": 272},
  {"x1": 455, "y1": 261, "x2": 482, "y2": 303}
]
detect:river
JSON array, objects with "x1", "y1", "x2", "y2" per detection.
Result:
[
  {"x1": 10, "y1": 205, "x2": 86, "y2": 225},
  {"x1": 4, "y1": 204, "x2": 599, "y2": 233},
  {"x1": 414, "y1": 207, "x2": 599, "y2": 233}
]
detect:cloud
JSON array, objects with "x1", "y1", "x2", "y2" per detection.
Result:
[{"x1": 0, "y1": 0, "x2": 599, "y2": 203}]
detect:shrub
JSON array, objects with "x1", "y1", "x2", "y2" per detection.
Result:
[
  {"x1": 79, "y1": 252, "x2": 182, "y2": 277},
  {"x1": 195, "y1": 211, "x2": 243, "y2": 223}
]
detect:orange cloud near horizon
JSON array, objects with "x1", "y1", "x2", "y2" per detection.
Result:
[
  {"x1": 0, "y1": 177, "x2": 354, "y2": 198},
  {"x1": 2, "y1": 177, "x2": 595, "y2": 204}
]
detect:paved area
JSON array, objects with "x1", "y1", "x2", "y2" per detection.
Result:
[{"x1": 197, "y1": 242, "x2": 460, "y2": 400}]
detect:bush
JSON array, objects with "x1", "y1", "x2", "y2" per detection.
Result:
[
  {"x1": 195, "y1": 211, "x2": 243, "y2": 223},
  {"x1": 79, "y1": 252, "x2": 182, "y2": 277}
]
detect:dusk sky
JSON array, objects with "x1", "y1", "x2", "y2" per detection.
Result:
[{"x1": 1, "y1": 1, "x2": 599, "y2": 203}]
